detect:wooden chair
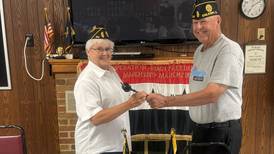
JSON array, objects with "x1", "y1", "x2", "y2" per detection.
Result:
[
  {"x1": 182, "y1": 142, "x2": 231, "y2": 154},
  {"x1": 0, "y1": 125, "x2": 27, "y2": 154}
]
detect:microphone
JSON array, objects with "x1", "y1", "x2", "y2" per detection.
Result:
[{"x1": 121, "y1": 82, "x2": 137, "y2": 92}]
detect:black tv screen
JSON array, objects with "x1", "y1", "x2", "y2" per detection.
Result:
[{"x1": 69, "y1": 0, "x2": 196, "y2": 44}]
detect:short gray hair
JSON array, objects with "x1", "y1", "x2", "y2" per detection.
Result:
[{"x1": 85, "y1": 39, "x2": 114, "y2": 54}]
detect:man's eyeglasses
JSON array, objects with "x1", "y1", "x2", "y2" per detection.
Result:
[{"x1": 91, "y1": 47, "x2": 113, "y2": 52}]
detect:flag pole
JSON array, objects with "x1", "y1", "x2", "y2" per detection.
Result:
[
  {"x1": 64, "y1": 6, "x2": 75, "y2": 54},
  {"x1": 43, "y1": 7, "x2": 54, "y2": 56},
  {"x1": 44, "y1": 8, "x2": 49, "y2": 23},
  {"x1": 168, "y1": 128, "x2": 177, "y2": 154},
  {"x1": 67, "y1": 7, "x2": 71, "y2": 21},
  {"x1": 121, "y1": 128, "x2": 130, "y2": 154},
  {"x1": 44, "y1": 7, "x2": 50, "y2": 56}
]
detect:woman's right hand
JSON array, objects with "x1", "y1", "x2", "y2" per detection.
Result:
[{"x1": 127, "y1": 91, "x2": 147, "y2": 108}]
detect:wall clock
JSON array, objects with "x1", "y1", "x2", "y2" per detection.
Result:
[{"x1": 240, "y1": 0, "x2": 266, "y2": 19}]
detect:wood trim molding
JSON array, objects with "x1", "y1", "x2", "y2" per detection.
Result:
[
  {"x1": 48, "y1": 59, "x2": 81, "y2": 74},
  {"x1": 48, "y1": 57, "x2": 193, "y2": 74}
]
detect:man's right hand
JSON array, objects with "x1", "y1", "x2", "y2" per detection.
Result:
[{"x1": 146, "y1": 93, "x2": 168, "y2": 109}]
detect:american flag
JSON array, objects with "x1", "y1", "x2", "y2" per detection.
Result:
[{"x1": 44, "y1": 8, "x2": 54, "y2": 56}]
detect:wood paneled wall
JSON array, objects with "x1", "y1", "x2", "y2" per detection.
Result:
[
  {"x1": 0, "y1": 0, "x2": 273, "y2": 154},
  {"x1": 0, "y1": 0, "x2": 60, "y2": 154},
  {"x1": 218, "y1": 0, "x2": 274, "y2": 154}
]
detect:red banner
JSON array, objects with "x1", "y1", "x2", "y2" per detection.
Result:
[{"x1": 114, "y1": 63, "x2": 192, "y2": 84}]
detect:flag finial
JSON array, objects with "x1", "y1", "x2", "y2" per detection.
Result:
[
  {"x1": 121, "y1": 128, "x2": 130, "y2": 154},
  {"x1": 168, "y1": 128, "x2": 177, "y2": 154}
]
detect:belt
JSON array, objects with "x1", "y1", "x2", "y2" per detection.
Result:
[
  {"x1": 195, "y1": 119, "x2": 240, "y2": 128},
  {"x1": 101, "y1": 152, "x2": 123, "y2": 154},
  {"x1": 101, "y1": 152, "x2": 136, "y2": 154}
]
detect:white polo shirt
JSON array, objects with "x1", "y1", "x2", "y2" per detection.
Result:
[{"x1": 74, "y1": 61, "x2": 131, "y2": 154}]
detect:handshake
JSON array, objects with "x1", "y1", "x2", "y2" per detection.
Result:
[{"x1": 121, "y1": 82, "x2": 170, "y2": 109}]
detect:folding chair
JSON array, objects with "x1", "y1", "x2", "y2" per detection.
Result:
[
  {"x1": 0, "y1": 125, "x2": 27, "y2": 154},
  {"x1": 183, "y1": 142, "x2": 231, "y2": 154}
]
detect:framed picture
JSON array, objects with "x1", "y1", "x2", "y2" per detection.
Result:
[
  {"x1": 244, "y1": 44, "x2": 267, "y2": 74},
  {"x1": 0, "y1": 0, "x2": 11, "y2": 90}
]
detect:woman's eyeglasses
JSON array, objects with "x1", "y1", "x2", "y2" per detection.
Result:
[{"x1": 91, "y1": 47, "x2": 113, "y2": 52}]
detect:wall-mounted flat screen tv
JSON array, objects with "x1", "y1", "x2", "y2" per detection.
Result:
[{"x1": 69, "y1": 0, "x2": 196, "y2": 45}]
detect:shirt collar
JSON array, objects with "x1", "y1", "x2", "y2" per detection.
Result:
[{"x1": 87, "y1": 61, "x2": 115, "y2": 78}]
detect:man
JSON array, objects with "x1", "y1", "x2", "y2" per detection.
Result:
[
  {"x1": 147, "y1": 0, "x2": 244, "y2": 154},
  {"x1": 74, "y1": 25, "x2": 147, "y2": 154}
]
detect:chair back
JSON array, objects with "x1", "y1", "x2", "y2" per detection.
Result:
[
  {"x1": 183, "y1": 142, "x2": 231, "y2": 154},
  {"x1": 0, "y1": 125, "x2": 27, "y2": 154}
]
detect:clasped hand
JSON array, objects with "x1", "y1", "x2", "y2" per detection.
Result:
[
  {"x1": 129, "y1": 92, "x2": 168, "y2": 109},
  {"x1": 146, "y1": 93, "x2": 168, "y2": 109}
]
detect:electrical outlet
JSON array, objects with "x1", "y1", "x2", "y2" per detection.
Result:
[
  {"x1": 25, "y1": 33, "x2": 34, "y2": 47},
  {"x1": 257, "y1": 28, "x2": 265, "y2": 40}
]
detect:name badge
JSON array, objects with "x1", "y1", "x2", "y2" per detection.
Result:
[{"x1": 192, "y1": 68, "x2": 206, "y2": 81}]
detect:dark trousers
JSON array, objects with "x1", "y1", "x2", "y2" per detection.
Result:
[{"x1": 191, "y1": 119, "x2": 242, "y2": 154}]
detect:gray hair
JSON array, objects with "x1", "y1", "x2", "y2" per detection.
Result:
[{"x1": 85, "y1": 39, "x2": 114, "y2": 54}]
